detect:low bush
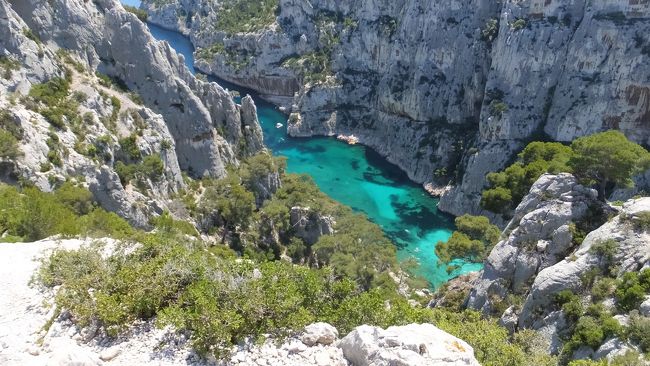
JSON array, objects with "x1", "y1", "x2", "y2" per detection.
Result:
[
  {"x1": 435, "y1": 214, "x2": 500, "y2": 268},
  {"x1": 115, "y1": 155, "x2": 165, "y2": 186},
  {"x1": 214, "y1": 0, "x2": 278, "y2": 34},
  {"x1": 0, "y1": 130, "x2": 21, "y2": 159},
  {"x1": 616, "y1": 270, "x2": 650, "y2": 312},
  {"x1": 124, "y1": 5, "x2": 148, "y2": 21},
  {"x1": 628, "y1": 311, "x2": 650, "y2": 352},
  {"x1": 38, "y1": 232, "x2": 538, "y2": 364},
  {"x1": 0, "y1": 183, "x2": 132, "y2": 242}
]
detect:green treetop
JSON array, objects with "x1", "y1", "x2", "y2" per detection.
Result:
[{"x1": 569, "y1": 130, "x2": 650, "y2": 201}]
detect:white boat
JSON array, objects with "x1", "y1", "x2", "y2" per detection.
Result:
[{"x1": 276, "y1": 123, "x2": 283, "y2": 128}]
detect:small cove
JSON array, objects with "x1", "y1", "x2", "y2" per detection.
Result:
[{"x1": 124, "y1": 6, "x2": 482, "y2": 287}]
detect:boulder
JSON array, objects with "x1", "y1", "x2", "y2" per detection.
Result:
[
  {"x1": 99, "y1": 346, "x2": 121, "y2": 361},
  {"x1": 301, "y1": 322, "x2": 339, "y2": 346},
  {"x1": 338, "y1": 323, "x2": 480, "y2": 366}
]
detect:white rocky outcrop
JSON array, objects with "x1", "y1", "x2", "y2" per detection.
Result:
[
  {"x1": 518, "y1": 197, "x2": 649, "y2": 328},
  {"x1": 466, "y1": 173, "x2": 603, "y2": 313},
  {"x1": 301, "y1": 322, "x2": 339, "y2": 346},
  {"x1": 465, "y1": 173, "x2": 650, "y2": 357},
  {"x1": 289, "y1": 206, "x2": 335, "y2": 245},
  {"x1": 339, "y1": 323, "x2": 480, "y2": 366}
]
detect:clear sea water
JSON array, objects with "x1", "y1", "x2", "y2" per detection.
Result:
[{"x1": 122, "y1": 3, "x2": 482, "y2": 287}]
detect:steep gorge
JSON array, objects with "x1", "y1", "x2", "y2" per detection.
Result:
[{"x1": 141, "y1": 0, "x2": 650, "y2": 217}]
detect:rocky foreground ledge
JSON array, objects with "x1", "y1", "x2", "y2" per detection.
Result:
[{"x1": 0, "y1": 239, "x2": 479, "y2": 366}]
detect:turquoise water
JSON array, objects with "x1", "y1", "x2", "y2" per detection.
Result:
[{"x1": 142, "y1": 20, "x2": 481, "y2": 287}]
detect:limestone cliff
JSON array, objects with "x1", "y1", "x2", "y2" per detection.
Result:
[
  {"x1": 0, "y1": 0, "x2": 265, "y2": 226},
  {"x1": 440, "y1": 0, "x2": 650, "y2": 216},
  {"x1": 464, "y1": 173, "x2": 650, "y2": 360},
  {"x1": 141, "y1": 0, "x2": 650, "y2": 217}
]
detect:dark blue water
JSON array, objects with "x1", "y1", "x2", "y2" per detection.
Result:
[{"x1": 130, "y1": 9, "x2": 481, "y2": 287}]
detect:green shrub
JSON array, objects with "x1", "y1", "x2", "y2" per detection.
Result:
[
  {"x1": 115, "y1": 155, "x2": 164, "y2": 186},
  {"x1": 0, "y1": 109, "x2": 22, "y2": 138},
  {"x1": 628, "y1": 311, "x2": 650, "y2": 352},
  {"x1": 435, "y1": 215, "x2": 500, "y2": 266},
  {"x1": 54, "y1": 181, "x2": 95, "y2": 215},
  {"x1": 610, "y1": 350, "x2": 646, "y2": 366},
  {"x1": 23, "y1": 28, "x2": 41, "y2": 43},
  {"x1": 0, "y1": 56, "x2": 20, "y2": 79},
  {"x1": 616, "y1": 271, "x2": 649, "y2": 312},
  {"x1": 481, "y1": 142, "x2": 572, "y2": 214},
  {"x1": 571, "y1": 316, "x2": 604, "y2": 349},
  {"x1": 38, "y1": 235, "x2": 535, "y2": 364},
  {"x1": 118, "y1": 134, "x2": 141, "y2": 161},
  {"x1": 511, "y1": 18, "x2": 527, "y2": 30},
  {"x1": 481, "y1": 18, "x2": 499, "y2": 42},
  {"x1": 0, "y1": 130, "x2": 21, "y2": 159},
  {"x1": 633, "y1": 211, "x2": 650, "y2": 231},
  {"x1": 214, "y1": 0, "x2": 278, "y2": 34},
  {"x1": 28, "y1": 77, "x2": 79, "y2": 129},
  {"x1": 140, "y1": 155, "x2": 164, "y2": 180},
  {"x1": 489, "y1": 100, "x2": 508, "y2": 116},
  {"x1": 77, "y1": 209, "x2": 135, "y2": 239},
  {"x1": 17, "y1": 187, "x2": 80, "y2": 240},
  {"x1": 115, "y1": 161, "x2": 137, "y2": 185},
  {"x1": 0, "y1": 183, "x2": 136, "y2": 242},
  {"x1": 29, "y1": 77, "x2": 70, "y2": 106},
  {"x1": 480, "y1": 187, "x2": 512, "y2": 214},
  {"x1": 150, "y1": 211, "x2": 198, "y2": 237},
  {"x1": 589, "y1": 239, "x2": 617, "y2": 274},
  {"x1": 591, "y1": 277, "x2": 617, "y2": 302}
]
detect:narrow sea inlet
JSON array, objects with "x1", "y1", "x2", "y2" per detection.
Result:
[{"x1": 130, "y1": 7, "x2": 482, "y2": 286}]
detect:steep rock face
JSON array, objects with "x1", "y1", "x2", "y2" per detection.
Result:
[
  {"x1": 142, "y1": 0, "x2": 650, "y2": 216},
  {"x1": 0, "y1": 0, "x2": 266, "y2": 226},
  {"x1": 465, "y1": 173, "x2": 650, "y2": 357},
  {"x1": 289, "y1": 206, "x2": 335, "y2": 245},
  {"x1": 439, "y1": 0, "x2": 650, "y2": 216},
  {"x1": 466, "y1": 173, "x2": 602, "y2": 313},
  {"x1": 141, "y1": 0, "x2": 302, "y2": 101},
  {"x1": 12, "y1": 0, "x2": 264, "y2": 179}
]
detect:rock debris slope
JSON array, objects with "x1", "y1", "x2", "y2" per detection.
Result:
[{"x1": 141, "y1": 0, "x2": 650, "y2": 216}]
